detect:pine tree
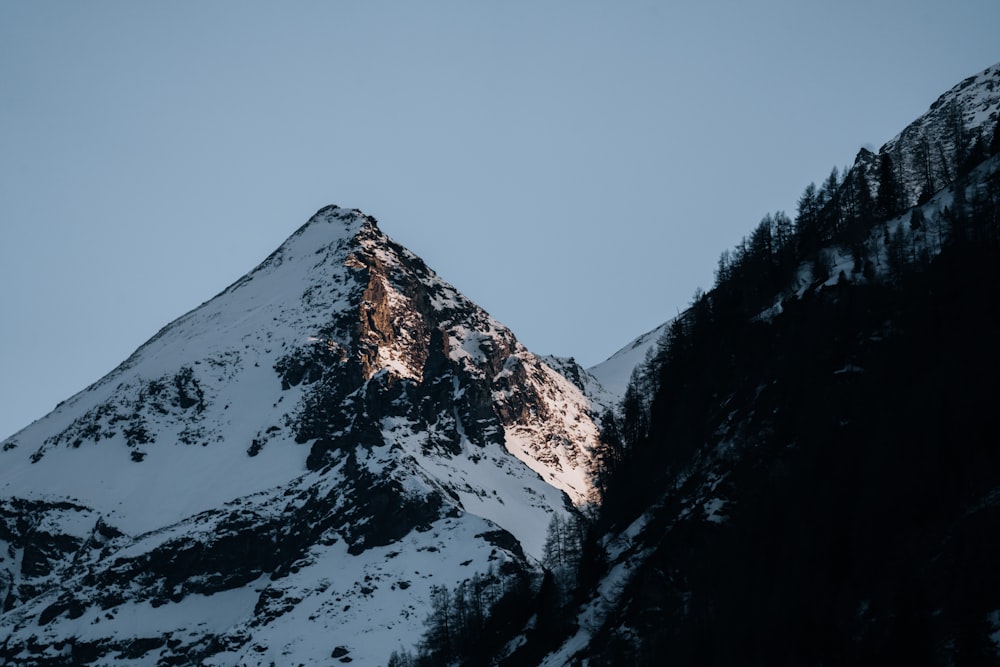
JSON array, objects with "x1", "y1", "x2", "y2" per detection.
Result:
[
  {"x1": 937, "y1": 140, "x2": 954, "y2": 185},
  {"x1": 947, "y1": 100, "x2": 969, "y2": 173},
  {"x1": 847, "y1": 167, "x2": 875, "y2": 272},
  {"x1": 542, "y1": 513, "x2": 585, "y2": 608},
  {"x1": 819, "y1": 166, "x2": 842, "y2": 236},
  {"x1": 877, "y1": 153, "x2": 901, "y2": 218},
  {"x1": 542, "y1": 514, "x2": 566, "y2": 571},
  {"x1": 951, "y1": 182, "x2": 970, "y2": 243},
  {"x1": 421, "y1": 585, "x2": 453, "y2": 661},
  {"x1": 771, "y1": 211, "x2": 794, "y2": 254},
  {"x1": 620, "y1": 375, "x2": 650, "y2": 449},
  {"x1": 886, "y1": 223, "x2": 908, "y2": 281},
  {"x1": 959, "y1": 128, "x2": 987, "y2": 177},
  {"x1": 387, "y1": 649, "x2": 416, "y2": 667},
  {"x1": 714, "y1": 248, "x2": 733, "y2": 286},
  {"x1": 856, "y1": 165, "x2": 876, "y2": 225},
  {"x1": 915, "y1": 136, "x2": 936, "y2": 204},
  {"x1": 596, "y1": 409, "x2": 625, "y2": 496},
  {"x1": 795, "y1": 182, "x2": 821, "y2": 251}
]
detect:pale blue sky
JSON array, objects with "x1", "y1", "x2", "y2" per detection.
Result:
[{"x1": 2, "y1": 1, "x2": 999, "y2": 439}]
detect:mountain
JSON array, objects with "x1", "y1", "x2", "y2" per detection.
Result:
[
  {"x1": 880, "y1": 62, "x2": 1000, "y2": 205},
  {"x1": 507, "y1": 62, "x2": 1000, "y2": 666},
  {"x1": 0, "y1": 207, "x2": 605, "y2": 665},
  {"x1": 5, "y1": 60, "x2": 1000, "y2": 667},
  {"x1": 585, "y1": 321, "x2": 670, "y2": 400}
]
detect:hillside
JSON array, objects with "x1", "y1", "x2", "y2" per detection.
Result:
[
  {"x1": 0, "y1": 207, "x2": 605, "y2": 665},
  {"x1": 498, "y1": 63, "x2": 1000, "y2": 666},
  {"x1": 2, "y1": 60, "x2": 1000, "y2": 667}
]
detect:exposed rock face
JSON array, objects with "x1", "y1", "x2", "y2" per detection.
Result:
[
  {"x1": 0, "y1": 499, "x2": 119, "y2": 614},
  {"x1": 0, "y1": 206, "x2": 604, "y2": 665}
]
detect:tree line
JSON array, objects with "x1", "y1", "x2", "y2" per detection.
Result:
[
  {"x1": 386, "y1": 106, "x2": 1000, "y2": 666},
  {"x1": 594, "y1": 112, "x2": 1000, "y2": 523}
]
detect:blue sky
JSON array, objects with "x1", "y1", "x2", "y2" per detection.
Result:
[{"x1": 2, "y1": 1, "x2": 999, "y2": 440}]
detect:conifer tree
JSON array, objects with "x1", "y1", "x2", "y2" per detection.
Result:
[
  {"x1": 847, "y1": 168, "x2": 875, "y2": 272},
  {"x1": 946, "y1": 100, "x2": 969, "y2": 172},
  {"x1": 387, "y1": 650, "x2": 416, "y2": 667},
  {"x1": 959, "y1": 128, "x2": 987, "y2": 177},
  {"x1": 714, "y1": 249, "x2": 733, "y2": 287},
  {"x1": 772, "y1": 210, "x2": 794, "y2": 254},
  {"x1": 795, "y1": 182, "x2": 821, "y2": 251},
  {"x1": 877, "y1": 153, "x2": 901, "y2": 218},
  {"x1": 886, "y1": 223, "x2": 908, "y2": 281},
  {"x1": 915, "y1": 136, "x2": 936, "y2": 204},
  {"x1": 620, "y1": 373, "x2": 650, "y2": 448},
  {"x1": 542, "y1": 513, "x2": 585, "y2": 608},
  {"x1": 421, "y1": 585, "x2": 453, "y2": 661},
  {"x1": 596, "y1": 409, "x2": 625, "y2": 495}
]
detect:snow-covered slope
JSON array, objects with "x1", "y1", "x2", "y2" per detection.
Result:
[
  {"x1": 0, "y1": 206, "x2": 604, "y2": 665},
  {"x1": 586, "y1": 321, "x2": 670, "y2": 400},
  {"x1": 880, "y1": 62, "x2": 1000, "y2": 204},
  {"x1": 539, "y1": 355, "x2": 617, "y2": 415}
]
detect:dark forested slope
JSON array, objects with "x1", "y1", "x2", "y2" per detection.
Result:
[
  {"x1": 582, "y1": 239, "x2": 1000, "y2": 665},
  {"x1": 496, "y1": 64, "x2": 1000, "y2": 667}
]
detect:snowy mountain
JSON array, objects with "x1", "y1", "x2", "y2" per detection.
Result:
[
  {"x1": 585, "y1": 321, "x2": 670, "y2": 400},
  {"x1": 6, "y1": 58, "x2": 999, "y2": 667},
  {"x1": 510, "y1": 62, "x2": 1000, "y2": 666},
  {"x1": 0, "y1": 206, "x2": 606, "y2": 665},
  {"x1": 879, "y1": 62, "x2": 1000, "y2": 205}
]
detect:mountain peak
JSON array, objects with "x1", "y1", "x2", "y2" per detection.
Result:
[
  {"x1": 241, "y1": 204, "x2": 378, "y2": 282},
  {"x1": 0, "y1": 204, "x2": 604, "y2": 664},
  {"x1": 1, "y1": 202, "x2": 601, "y2": 523},
  {"x1": 303, "y1": 204, "x2": 378, "y2": 236}
]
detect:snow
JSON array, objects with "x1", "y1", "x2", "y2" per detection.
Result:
[
  {"x1": 539, "y1": 354, "x2": 618, "y2": 414},
  {"x1": 503, "y1": 428, "x2": 591, "y2": 507},
  {"x1": 0, "y1": 204, "x2": 607, "y2": 663},
  {"x1": 702, "y1": 497, "x2": 727, "y2": 523},
  {"x1": 82, "y1": 585, "x2": 257, "y2": 641},
  {"x1": 213, "y1": 516, "x2": 514, "y2": 666},
  {"x1": 988, "y1": 610, "x2": 1000, "y2": 654},
  {"x1": 374, "y1": 415, "x2": 571, "y2": 561},
  {"x1": 5, "y1": 62, "x2": 996, "y2": 664},
  {"x1": 538, "y1": 519, "x2": 653, "y2": 667},
  {"x1": 587, "y1": 320, "x2": 670, "y2": 399},
  {"x1": 0, "y1": 208, "x2": 372, "y2": 534},
  {"x1": 0, "y1": 417, "x2": 311, "y2": 536}
]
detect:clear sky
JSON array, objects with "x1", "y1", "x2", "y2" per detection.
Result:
[{"x1": 2, "y1": 1, "x2": 999, "y2": 440}]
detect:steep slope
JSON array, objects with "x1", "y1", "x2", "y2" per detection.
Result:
[
  {"x1": 571, "y1": 64, "x2": 999, "y2": 420},
  {"x1": 880, "y1": 62, "x2": 1000, "y2": 203},
  {"x1": 548, "y1": 238, "x2": 1000, "y2": 666},
  {"x1": 585, "y1": 321, "x2": 670, "y2": 400},
  {"x1": 516, "y1": 63, "x2": 1000, "y2": 666},
  {"x1": 0, "y1": 206, "x2": 603, "y2": 665}
]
